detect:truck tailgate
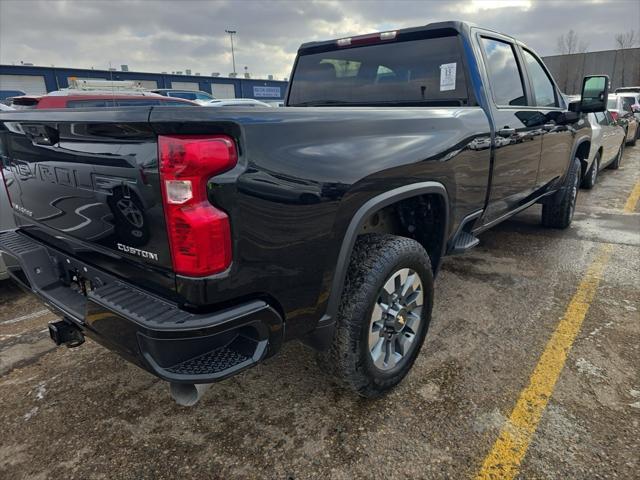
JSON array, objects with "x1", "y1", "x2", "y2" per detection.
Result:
[{"x1": 0, "y1": 109, "x2": 176, "y2": 296}]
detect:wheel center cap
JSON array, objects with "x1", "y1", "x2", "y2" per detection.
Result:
[{"x1": 388, "y1": 305, "x2": 408, "y2": 332}]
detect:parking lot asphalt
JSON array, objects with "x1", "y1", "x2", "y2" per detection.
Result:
[{"x1": 1, "y1": 147, "x2": 638, "y2": 480}]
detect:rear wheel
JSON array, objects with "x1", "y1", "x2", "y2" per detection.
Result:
[
  {"x1": 581, "y1": 153, "x2": 599, "y2": 190},
  {"x1": 541, "y1": 157, "x2": 580, "y2": 229},
  {"x1": 318, "y1": 234, "x2": 433, "y2": 398}
]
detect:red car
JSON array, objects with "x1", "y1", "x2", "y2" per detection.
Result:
[{"x1": 10, "y1": 93, "x2": 198, "y2": 109}]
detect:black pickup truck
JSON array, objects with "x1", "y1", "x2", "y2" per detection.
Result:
[{"x1": 0, "y1": 22, "x2": 609, "y2": 405}]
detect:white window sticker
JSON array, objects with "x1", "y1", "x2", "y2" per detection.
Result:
[{"x1": 440, "y1": 63, "x2": 457, "y2": 91}]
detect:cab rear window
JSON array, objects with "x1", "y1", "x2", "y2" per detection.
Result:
[{"x1": 288, "y1": 35, "x2": 469, "y2": 107}]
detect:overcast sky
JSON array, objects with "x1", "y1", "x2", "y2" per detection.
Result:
[{"x1": 0, "y1": 0, "x2": 638, "y2": 79}]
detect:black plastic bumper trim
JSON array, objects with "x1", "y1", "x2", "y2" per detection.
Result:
[{"x1": 0, "y1": 229, "x2": 284, "y2": 383}]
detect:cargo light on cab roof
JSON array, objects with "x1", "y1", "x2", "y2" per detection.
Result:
[{"x1": 336, "y1": 30, "x2": 397, "y2": 47}]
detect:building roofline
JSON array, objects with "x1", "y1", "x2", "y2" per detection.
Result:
[
  {"x1": 541, "y1": 46, "x2": 640, "y2": 58},
  {"x1": 0, "y1": 64, "x2": 288, "y2": 84}
]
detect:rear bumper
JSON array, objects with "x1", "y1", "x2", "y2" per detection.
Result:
[{"x1": 0, "y1": 229, "x2": 284, "y2": 383}]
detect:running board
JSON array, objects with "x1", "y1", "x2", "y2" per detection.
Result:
[
  {"x1": 450, "y1": 231, "x2": 480, "y2": 254},
  {"x1": 447, "y1": 210, "x2": 482, "y2": 255}
]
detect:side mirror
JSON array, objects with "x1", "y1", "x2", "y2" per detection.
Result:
[{"x1": 579, "y1": 75, "x2": 609, "y2": 113}]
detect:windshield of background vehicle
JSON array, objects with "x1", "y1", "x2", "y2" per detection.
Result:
[{"x1": 288, "y1": 35, "x2": 469, "y2": 107}]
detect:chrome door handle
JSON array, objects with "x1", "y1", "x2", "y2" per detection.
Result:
[{"x1": 497, "y1": 127, "x2": 516, "y2": 137}]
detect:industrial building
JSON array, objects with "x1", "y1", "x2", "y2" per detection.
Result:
[{"x1": 0, "y1": 64, "x2": 289, "y2": 99}]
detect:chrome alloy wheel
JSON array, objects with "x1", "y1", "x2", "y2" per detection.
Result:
[{"x1": 369, "y1": 268, "x2": 424, "y2": 371}]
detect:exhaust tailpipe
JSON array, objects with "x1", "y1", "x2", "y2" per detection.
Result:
[{"x1": 170, "y1": 382, "x2": 212, "y2": 406}]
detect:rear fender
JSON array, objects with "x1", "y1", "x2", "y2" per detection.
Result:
[{"x1": 308, "y1": 182, "x2": 449, "y2": 350}]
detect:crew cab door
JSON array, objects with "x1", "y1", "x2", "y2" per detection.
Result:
[
  {"x1": 477, "y1": 34, "x2": 542, "y2": 223},
  {"x1": 518, "y1": 47, "x2": 573, "y2": 189},
  {"x1": 603, "y1": 111, "x2": 623, "y2": 159}
]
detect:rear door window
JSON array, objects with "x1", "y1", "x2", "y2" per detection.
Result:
[
  {"x1": 522, "y1": 49, "x2": 557, "y2": 107},
  {"x1": 480, "y1": 37, "x2": 527, "y2": 107}
]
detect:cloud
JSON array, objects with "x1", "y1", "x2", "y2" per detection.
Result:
[{"x1": 0, "y1": 0, "x2": 638, "y2": 80}]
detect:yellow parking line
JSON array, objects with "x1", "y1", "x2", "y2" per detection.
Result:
[
  {"x1": 475, "y1": 175, "x2": 640, "y2": 479},
  {"x1": 474, "y1": 243, "x2": 613, "y2": 480},
  {"x1": 623, "y1": 180, "x2": 640, "y2": 213}
]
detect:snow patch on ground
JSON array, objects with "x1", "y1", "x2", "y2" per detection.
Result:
[
  {"x1": 23, "y1": 407, "x2": 38, "y2": 421},
  {"x1": 35, "y1": 382, "x2": 46, "y2": 401},
  {"x1": 575, "y1": 358, "x2": 605, "y2": 379}
]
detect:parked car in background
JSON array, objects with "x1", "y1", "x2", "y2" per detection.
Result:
[
  {"x1": 150, "y1": 89, "x2": 215, "y2": 105},
  {"x1": 607, "y1": 94, "x2": 638, "y2": 145},
  {"x1": 566, "y1": 94, "x2": 626, "y2": 188},
  {"x1": 10, "y1": 92, "x2": 198, "y2": 109},
  {"x1": 616, "y1": 92, "x2": 640, "y2": 132},
  {"x1": 204, "y1": 98, "x2": 271, "y2": 107},
  {"x1": 0, "y1": 89, "x2": 25, "y2": 105},
  {"x1": 614, "y1": 86, "x2": 640, "y2": 94}
]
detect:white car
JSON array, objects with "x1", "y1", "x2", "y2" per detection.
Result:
[
  {"x1": 607, "y1": 94, "x2": 638, "y2": 146},
  {"x1": 203, "y1": 99, "x2": 272, "y2": 108},
  {"x1": 616, "y1": 92, "x2": 640, "y2": 134},
  {"x1": 566, "y1": 94, "x2": 626, "y2": 189},
  {"x1": 150, "y1": 89, "x2": 214, "y2": 105}
]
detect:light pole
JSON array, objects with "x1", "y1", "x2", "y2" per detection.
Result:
[{"x1": 225, "y1": 29, "x2": 237, "y2": 76}]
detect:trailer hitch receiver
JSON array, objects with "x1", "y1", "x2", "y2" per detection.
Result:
[{"x1": 48, "y1": 319, "x2": 85, "y2": 348}]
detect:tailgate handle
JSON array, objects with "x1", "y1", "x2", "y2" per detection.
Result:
[{"x1": 23, "y1": 124, "x2": 59, "y2": 146}]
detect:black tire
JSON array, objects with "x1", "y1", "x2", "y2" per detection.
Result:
[
  {"x1": 609, "y1": 141, "x2": 624, "y2": 170},
  {"x1": 541, "y1": 157, "x2": 580, "y2": 229},
  {"x1": 581, "y1": 153, "x2": 599, "y2": 190},
  {"x1": 318, "y1": 233, "x2": 434, "y2": 398}
]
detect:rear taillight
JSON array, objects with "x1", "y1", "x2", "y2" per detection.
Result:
[
  {"x1": 158, "y1": 135, "x2": 237, "y2": 277},
  {"x1": 610, "y1": 111, "x2": 618, "y2": 121}
]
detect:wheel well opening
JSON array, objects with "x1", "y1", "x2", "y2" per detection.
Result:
[
  {"x1": 357, "y1": 194, "x2": 446, "y2": 272},
  {"x1": 574, "y1": 141, "x2": 591, "y2": 179}
]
